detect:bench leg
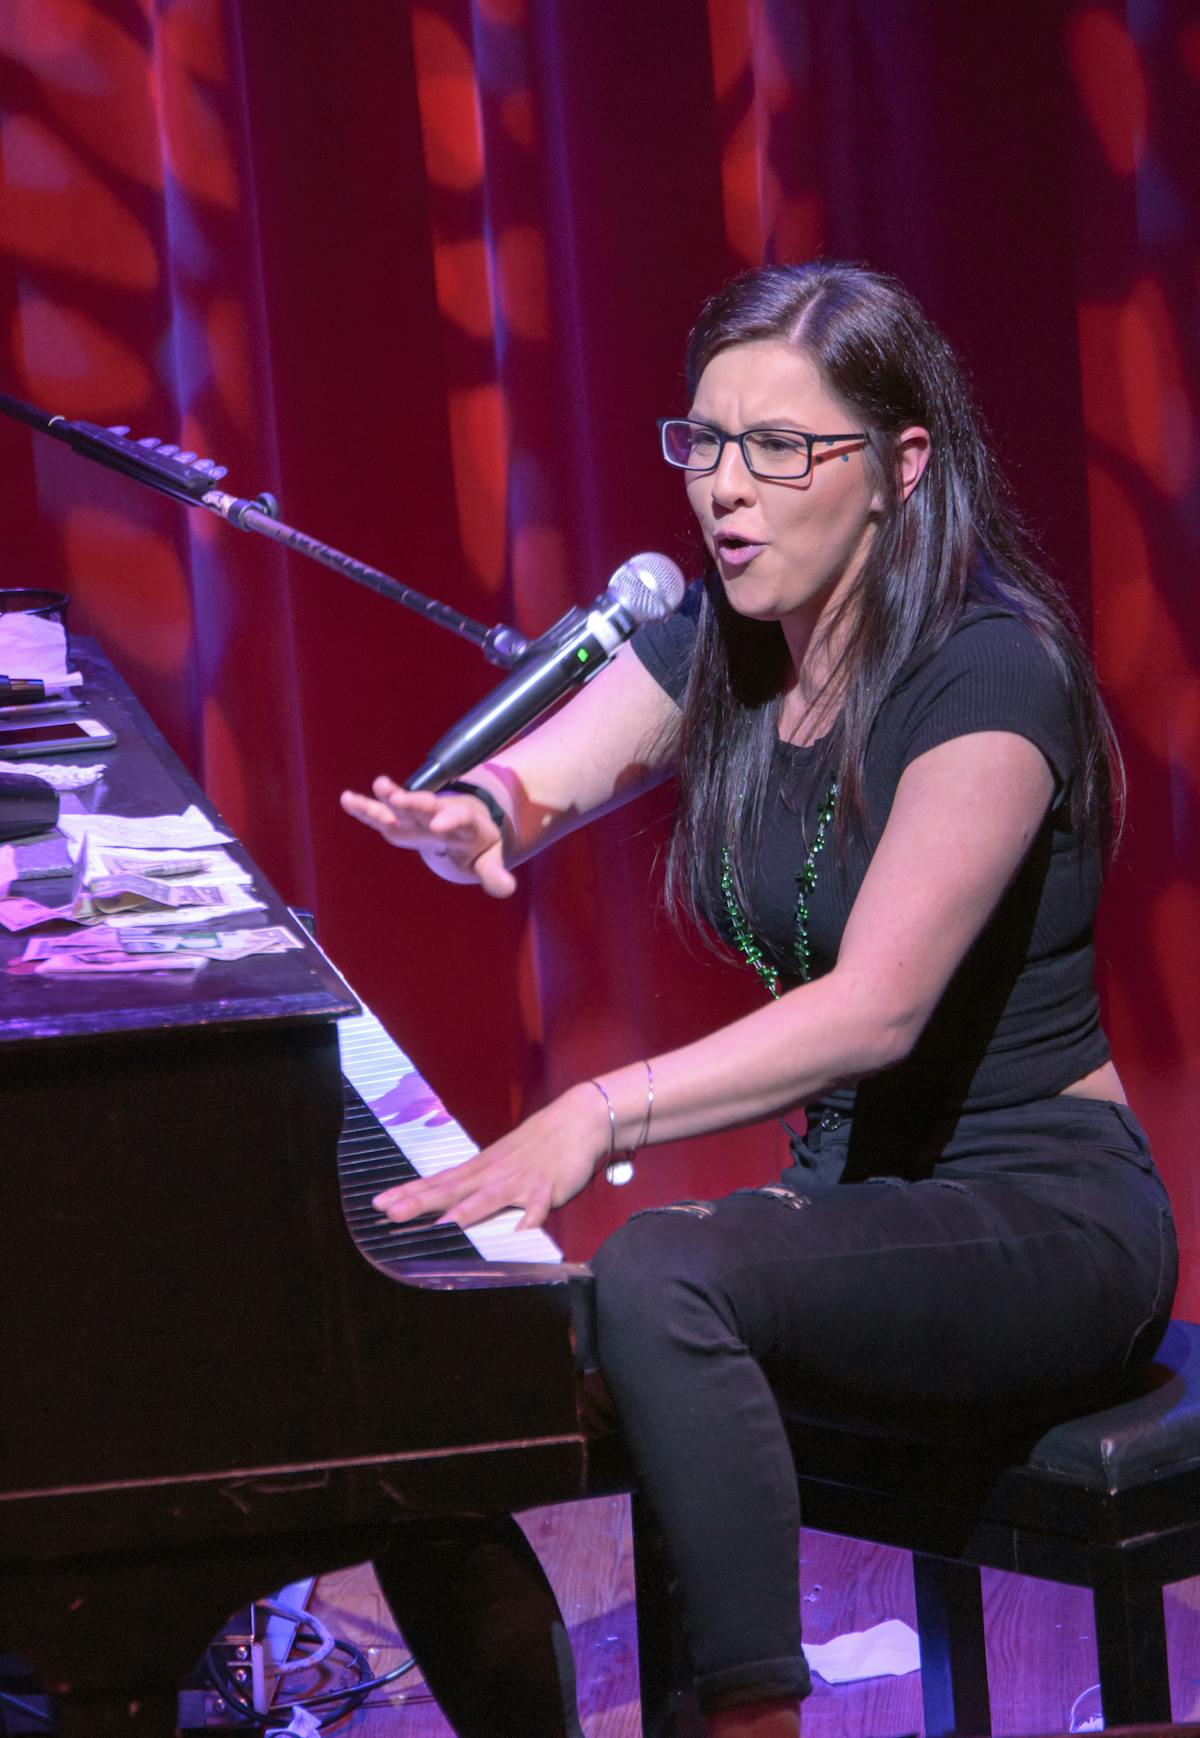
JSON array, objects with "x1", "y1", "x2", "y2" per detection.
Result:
[
  {"x1": 1093, "y1": 1575, "x2": 1171, "y2": 1727},
  {"x1": 912, "y1": 1553, "x2": 991, "y2": 1738}
]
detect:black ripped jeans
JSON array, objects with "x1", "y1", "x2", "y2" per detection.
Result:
[{"x1": 374, "y1": 1095, "x2": 1175, "y2": 1732}]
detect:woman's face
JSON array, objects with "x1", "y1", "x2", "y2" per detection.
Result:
[{"x1": 684, "y1": 340, "x2": 881, "y2": 636}]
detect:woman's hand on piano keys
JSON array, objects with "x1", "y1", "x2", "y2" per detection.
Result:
[
  {"x1": 372, "y1": 1086, "x2": 612, "y2": 1231},
  {"x1": 340, "y1": 776, "x2": 517, "y2": 897}
]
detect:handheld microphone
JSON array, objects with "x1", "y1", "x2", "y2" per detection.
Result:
[{"x1": 405, "y1": 552, "x2": 686, "y2": 791}]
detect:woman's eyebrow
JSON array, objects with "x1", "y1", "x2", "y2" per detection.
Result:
[{"x1": 685, "y1": 411, "x2": 814, "y2": 432}]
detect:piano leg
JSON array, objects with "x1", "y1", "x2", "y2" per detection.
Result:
[
  {"x1": 372, "y1": 1514, "x2": 585, "y2": 1738},
  {"x1": 0, "y1": 1525, "x2": 391, "y2": 1738}
]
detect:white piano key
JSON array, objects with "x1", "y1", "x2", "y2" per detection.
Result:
[{"x1": 338, "y1": 1004, "x2": 563, "y2": 1265}]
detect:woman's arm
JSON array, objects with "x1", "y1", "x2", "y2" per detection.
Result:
[
  {"x1": 340, "y1": 642, "x2": 680, "y2": 896},
  {"x1": 593, "y1": 728, "x2": 1054, "y2": 1142},
  {"x1": 373, "y1": 728, "x2": 1055, "y2": 1229}
]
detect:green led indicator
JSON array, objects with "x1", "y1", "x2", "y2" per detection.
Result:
[{"x1": 576, "y1": 647, "x2": 591, "y2": 663}]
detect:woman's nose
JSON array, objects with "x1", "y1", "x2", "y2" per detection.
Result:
[{"x1": 710, "y1": 440, "x2": 757, "y2": 508}]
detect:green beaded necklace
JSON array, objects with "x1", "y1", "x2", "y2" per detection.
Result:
[{"x1": 720, "y1": 777, "x2": 837, "y2": 997}]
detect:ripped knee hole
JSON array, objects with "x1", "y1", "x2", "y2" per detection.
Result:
[
  {"x1": 732, "y1": 1184, "x2": 812, "y2": 1209},
  {"x1": 630, "y1": 1199, "x2": 716, "y2": 1221}
]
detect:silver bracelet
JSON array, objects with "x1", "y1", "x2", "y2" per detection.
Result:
[
  {"x1": 633, "y1": 1059, "x2": 654, "y2": 1150},
  {"x1": 587, "y1": 1078, "x2": 617, "y2": 1157},
  {"x1": 589, "y1": 1062, "x2": 654, "y2": 1163}
]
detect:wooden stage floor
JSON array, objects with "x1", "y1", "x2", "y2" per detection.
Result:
[{"x1": 292, "y1": 1496, "x2": 1200, "y2": 1734}]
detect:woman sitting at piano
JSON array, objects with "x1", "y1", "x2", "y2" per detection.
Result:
[{"x1": 342, "y1": 261, "x2": 1175, "y2": 1738}]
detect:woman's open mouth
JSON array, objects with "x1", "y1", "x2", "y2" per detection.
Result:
[{"x1": 715, "y1": 534, "x2": 766, "y2": 568}]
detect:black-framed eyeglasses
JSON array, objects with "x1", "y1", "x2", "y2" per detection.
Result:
[{"x1": 658, "y1": 418, "x2": 867, "y2": 481}]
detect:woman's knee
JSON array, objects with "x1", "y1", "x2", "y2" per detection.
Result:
[{"x1": 592, "y1": 1200, "x2": 737, "y2": 1362}]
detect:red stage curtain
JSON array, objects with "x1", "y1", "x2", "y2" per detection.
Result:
[{"x1": 1, "y1": 0, "x2": 1196, "y2": 1292}]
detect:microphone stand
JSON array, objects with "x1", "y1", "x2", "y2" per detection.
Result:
[{"x1": 0, "y1": 388, "x2": 531, "y2": 670}]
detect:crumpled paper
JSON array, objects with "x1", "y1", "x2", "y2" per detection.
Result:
[
  {"x1": 803, "y1": 1617, "x2": 921, "y2": 1684},
  {"x1": 277, "y1": 1709, "x2": 322, "y2": 1735},
  {"x1": 0, "y1": 759, "x2": 104, "y2": 789},
  {"x1": 0, "y1": 611, "x2": 70, "y2": 682}
]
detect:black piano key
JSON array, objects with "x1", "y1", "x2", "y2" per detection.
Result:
[{"x1": 337, "y1": 1076, "x2": 481, "y2": 1268}]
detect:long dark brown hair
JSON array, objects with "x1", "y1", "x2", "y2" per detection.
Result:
[{"x1": 663, "y1": 261, "x2": 1123, "y2": 937}]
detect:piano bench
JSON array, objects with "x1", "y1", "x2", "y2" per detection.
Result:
[{"x1": 624, "y1": 1318, "x2": 1200, "y2": 1738}]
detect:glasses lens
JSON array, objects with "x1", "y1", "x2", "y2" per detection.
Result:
[
  {"x1": 742, "y1": 431, "x2": 811, "y2": 478},
  {"x1": 662, "y1": 421, "x2": 721, "y2": 469}
]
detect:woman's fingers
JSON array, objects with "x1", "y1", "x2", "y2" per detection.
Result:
[
  {"x1": 373, "y1": 1092, "x2": 606, "y2": 1231},
  {"x1": 374, "y1": 1171, "x2": 471, "y2": 1223},
  {"x1": 439, "y1": 1174, "x2": 540, "y2": 1229},
  {"x1": 516, "y1": 1179, "x2": 555, "y2": 1232},
  {"x1": 341, "y1": 783, "x2": 509, "y2": 890},
  {"x1": 470, "y1": 840, "x2": 517, "y2": 899},
  {"x1": 372, "y1": 1147, "x2": 521, "y2": 1221},
  {"x1": 339, "y1": 789, "x2": 388, "y2": 829},
  {"x1": 339, "y1": 787, "x2": 433, "y2": 843}
]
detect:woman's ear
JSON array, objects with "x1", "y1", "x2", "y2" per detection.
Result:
[{"x1": 896, "y1": 426, "x2": 931, "y2": 501}]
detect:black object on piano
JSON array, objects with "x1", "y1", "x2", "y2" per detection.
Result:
[
  {"x1": 0, "y1": 769, "x2": 58, "y2": 843},
  {"x1": 0, "y1": 640, "x2": 597, "y2": 1736}
]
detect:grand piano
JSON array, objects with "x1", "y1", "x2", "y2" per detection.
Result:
[{"x1": 0, "y1": 642, "x2": 603, "y2": 1732}]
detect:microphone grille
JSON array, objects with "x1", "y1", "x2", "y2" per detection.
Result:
[{"x1": 609, "y1": 552, "x2": 687, "y2": 624}]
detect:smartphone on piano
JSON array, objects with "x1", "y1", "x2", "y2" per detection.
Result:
[{"x1": 0, "y1": 716, "x2": 116, "y2": 756}]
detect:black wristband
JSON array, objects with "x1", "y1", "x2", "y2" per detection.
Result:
[{"x1": 438, "y1": 780, "x2": 508, "y2": 835}]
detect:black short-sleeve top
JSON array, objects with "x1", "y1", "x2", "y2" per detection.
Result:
[{"x1": 632, "y1": 582, "x2": 1110, "y2": 1117}]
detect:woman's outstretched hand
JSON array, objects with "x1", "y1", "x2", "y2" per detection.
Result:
[
  {"x1": 340, "y1": 775, "x2": 517, "y2": 897},
  {"x1": 373, "y1": 1086, "x2": 611, "y2": 1232}
]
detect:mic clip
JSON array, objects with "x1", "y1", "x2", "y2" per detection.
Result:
[
  {"x1": 481, "y1": 622, "x2": 530, "y2": 669},
  {"x1": 482, "y1": 604, "x2": 606, "y2": 671}
]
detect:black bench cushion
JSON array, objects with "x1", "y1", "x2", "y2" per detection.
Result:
[
  {"x1": 763, "y1": 1321, "x2": 1200, "y2": 1501},
  {"x1": 1027, "y1": 1318, "x2": 1200, "y2": 1493}
]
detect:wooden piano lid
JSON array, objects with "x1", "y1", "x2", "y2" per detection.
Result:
[{"x1": 0, "y1": 638, "x2": 358, "y2": 1049}]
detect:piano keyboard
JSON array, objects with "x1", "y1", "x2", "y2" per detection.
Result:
[{"x1": 337, "y1": 1002, "x2": 563, "y2": 1269}]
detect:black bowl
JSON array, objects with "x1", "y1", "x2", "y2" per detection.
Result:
[{"x1": 0, "y1": 589, "x2": 68, "y2": 626}]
